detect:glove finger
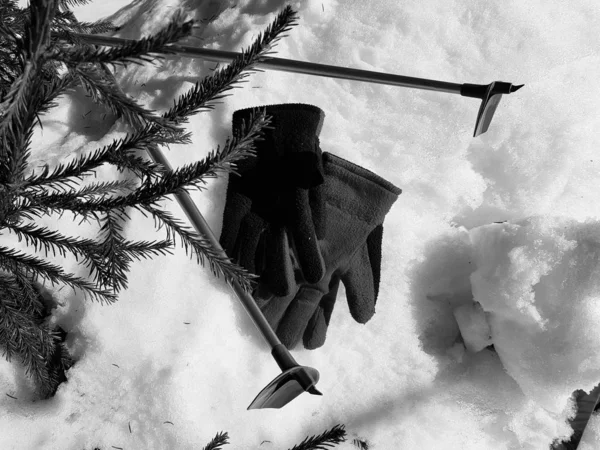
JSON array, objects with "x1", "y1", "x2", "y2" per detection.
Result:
[
  {"x1": 341, "y1": 242, "x2": 376, "y2": 324},
  {"x1": 309, "y1": 182, "x2": 326, "y2": 240},
  {"x1": 234, "y1": 213, "x2": 267, "y2": 275},
  {"x1": 366, "y1": 224, "x2": 384, "y2": 306},
  {"x1": 289, "y1": 189, "x2": 325, "y2": 284},
  {"x1": 260, "y1": 226, "x2": 295, "y2": 297},
  {"x1": 303, "y1": 276, "x2": 341, "y2": 350},
  {"x1": 219, "y1": 191, "x2": 252, "y2": 257},
  {"x1": 254, "y1": 228, "x2": 268, "y2": 277},
  {"x1": 275, "y1": 286, "x2": 324, "y2": 350}
]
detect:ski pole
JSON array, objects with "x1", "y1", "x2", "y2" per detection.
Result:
[
  {"x1": 58, "y1": 32, "x2": 524, "y2": 136},
  {"x1": 144, "y1": 145, "x2": 321, "y2": 410}
]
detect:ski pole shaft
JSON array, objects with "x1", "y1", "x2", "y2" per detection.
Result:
[
  {"x1": 62, "y1": 33, "x2": 464, "y2": 94},
  {"x1": 144, "y1": 145, "x2": 284, "y2": 351}
]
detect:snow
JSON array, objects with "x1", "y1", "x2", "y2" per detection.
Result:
[
  {"x1": 581, "y1": 413, "x2": 600, "y2": 449},
  {"x1": 453, "y1": 301, "x2": 492, "y2": 353},
  {"x1": 1, "y1": 0, "x2": 600, "y2": 448},
  {"x1": 470, "y1": 218, "x2": 600, "y2": 414}
]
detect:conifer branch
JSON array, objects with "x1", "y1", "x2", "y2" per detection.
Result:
[
  {"x1": 287, "y1": 424, "x2": 347, "y2": 450},
  {"x1": 0, "y1": 0, "x2": 299, "y2": 397},
  {"x1": 46, "y1": 10, "x2": 195, "y2": 69},
  {"x1": 15, "y1": 110, "x2": 270, "y2": 219},
  {"x1": 0, "y1": 271, "x2": 61, "y2": 396},
  {"x1": 142, "y1": 204, "x2": 257, "y2": 293},
  {"x1": 23, "y1": 178, "x2": 136, "y2": 198},
  {"x1": 92, "y1": 209, "x2": 131, "y2": 292},
  {"x1": 0, "y1": 245, "x2": 117, "y2": 303},
  {"x1": 52, "y1": 8, "x2": 116, "y2": 36},
  {"x1": 8, "y1": 268, "x2": 44, "y2": 316},
  {"x1": 20, "y1": 133, "x2": 168, "y2": 190},
  {"x1": 66, "y1": 63, "x2": 185, "y2": 134},
  {"x1": 58, "y1": 0, "x2": 94, "y2": 9},
  {"x1": 0, "y1": 0, "x2": 59, "y2": 183},
  {"x1": 4, "y1": 221, "x2": 102, "y2": 260},
  {"x1": 201, "y1": 431, "x2": 229, "y2": 450},
  {"x1": 161, "y1": 5, "x2": 299, "y2": 124}
]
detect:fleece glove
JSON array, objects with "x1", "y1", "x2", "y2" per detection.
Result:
[
  {"x1": 254, "y1": 152, "x2": 402, "y2": 349},
  {"x1": 220, "y1": 104, "x2": 327, "y2": 296}
]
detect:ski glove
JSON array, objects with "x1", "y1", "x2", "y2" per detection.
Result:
[
  {"x1": 254, "y1": 152, "x2": 402, "y2": 349},
  {"x1": 220, "y1": 104, "x2": 327, "y2": 296}
]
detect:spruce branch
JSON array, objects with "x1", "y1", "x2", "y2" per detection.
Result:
[
  {"x1": 0, "y1": 246, "x2": 117, "y2": 303},
  {"x1": 0, "y1": 0, "x2": 59, "y2": 183},
  {"x1": 161, "y1": 5, "x2": 299, "y2": 124},
  {"x1": 22, "y1": 0, "x2": 56, "y2": 63},
  {"x1": 20, "y1": 132, "x2": 169, "y2": 191},
  {"x1": 0, "y1": 271, "x2": 61, "y2": 396},
  {"x1": 287, "y1": 424, "x2": 347, "y2": 450},
  {"x1": 66, "y1": 62, "x2": 185, "y2": 134},
  {"x1": 51, "y1": 8, "x2": 116, "y2": 36},
  {"x1": 46, "y1": 10, "x2": 195, "y2": 69},
  {"x1": 58, "y1": 0, "x2": 94, "y2": 9},
  {"x1": 4, "y1": 217, "x2": 171, "y2": 294},
  {"x1": 7, "y1": 70, "x2": 77, "y2": 185},
  {"x1": 4, "y1": 221, "x2": 103, "y2": 260},
  {"x1": 15, "y1": 109, "x2": 270, "y2": 220},
  {"x1": 23, "y1": 178, "x2": 137, "y2": 199},
  {"x1": 201, "y1": 431, "x2": 229, "y2": 450},
  {"x1": 142, "y1": 204, "x2": 257, "y2": 293},
  {"x1": 89, "y1": 208, "x2": 173, "y2": 292},
  {"x1": 10, "y1": 268, "x2": 45, "y2": 317},
  {"x1": 0, "y1": 0, "x2": 300, "y2": 399},
  {"x1": 92, "y1": 209, "x2": 131, "y2": 292},
  {"x1": 99, "y1": 109, "x2": 271, "y2": 207}
]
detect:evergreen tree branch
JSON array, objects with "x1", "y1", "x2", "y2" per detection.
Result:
[
  {"x1": 9, "y1": 268, "x2": 46, "y2": 317},
  {"x1": 7, "y1": 71, "x2": 77, "y2": 185},
  {"x1": 20, "y1": 124, "x2": 180, "y2": 191},
  {"x1": 22, "y1": 0, "x2": 56, "y2": 63},
  {"x1": 15, "y1": 110, "x2": 270, "y2": 218},
  {"x1": 87, "y1": 208, "x2": 173, "y2": 293},
  {"x1": 92, "y1": 209, "x2": 131, "y2": 292},
  {"x1": 45, "y1": 10, "x2": 194, "y2": 69},
  {"x1": 14, "y1": 178, "x2": 139, "y2": 226},
  {"x1": 0, "y1": 1, "x2": 300, "y2": 399},
  {"x1": 118, "y1": 238, "x2": 174, "y2": 262},
  {"x1": 0, "y1": 0, "x2": 58, "y2": 183},
  {"x1": 142, "y1": 204, "x2": 257, "y2": 293},
  {"x1": 0, "y1": 271, "x2": 39, "y2": 335},
  {"x1": 287, "y1": 425, "x2": 347, "y2": 450},
  {"x1": 27, "y1": 69, "x2": 77, "y2": 130},
  {"x1": 0, "y1": 272, "x2": 56, "y2": 394},
  {"x1": 58, "y1": 0, "x2": 94, "y2": 9},
  {"x1": 65, "y1": 62, "x2": 185, "y2": 134},
  {"x1": 23, "y1": 178, "x2": 136, "y2": 199},
  {"x1": 3, "y1": 221, "x2": 105, "y2": 264},
  {"x1": 161, "y1": 5, "x2": 299, "y2": 124},
  {"x1": 201, "y1": 431, "x2": 229, "y2": 450},
  {"x1": 0, "y1": 245, "x2": 117, "y2": 303},
  {"x1": 0, "y1": 271, "x2": 71, "y2": 397},
  {"x1": 51, "y1": 8, "x2": 117, "y2": 36}
]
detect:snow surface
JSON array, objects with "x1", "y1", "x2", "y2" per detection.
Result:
[{"x1": 2, "y1": 0, "x2": 600, "y2": 448}]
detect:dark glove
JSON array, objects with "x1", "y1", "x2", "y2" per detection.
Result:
[
  {"x1": 220, "y1": 104, "x2": 327, "y2": 296},
  {"x1": 255, "y1": 152, "x2": 402, "y2": 349}
]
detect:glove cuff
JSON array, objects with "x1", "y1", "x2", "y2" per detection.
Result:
[
  {"x1": 232, "y1": 103, "x2": 325, "y2": 138},
  {"x1": 232, "y1": 104, "x2": 326, "y2": 189},
  {"x1": 322, "y1": 152, "x2": 402, "y2": 226}
]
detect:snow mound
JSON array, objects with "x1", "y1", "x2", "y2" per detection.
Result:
[{"x1": 469, "y1": 216, "x2": 600, "y2": 413}]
